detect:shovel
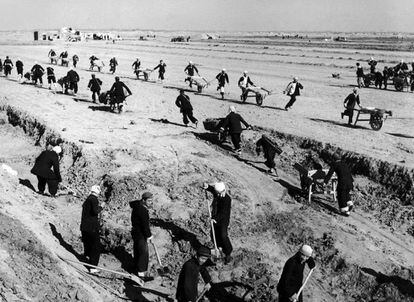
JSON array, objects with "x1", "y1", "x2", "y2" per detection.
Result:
[
  {"x1": 205, "y1": 190, "x2": 220, "y2": 257},
  {"x1": 293, "y1": 268, "x2": 314, "y2": 302},
  {"x1": 151, "y1": 241, "x2": 170, "y2": 275},
  {"x1": 195, "y1": 284, "x2": 210, "y2": 302},
  {"x1": 59, "y1": 256, "x2": 144, "y2": 286}
]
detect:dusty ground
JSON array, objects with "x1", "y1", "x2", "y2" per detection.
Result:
[{"x1": 0, "y1": 33, "x2": 413, "y2": 301}]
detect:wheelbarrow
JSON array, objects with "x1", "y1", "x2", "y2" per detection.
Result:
[
  {"x1": 185, "y1": 75, "x2": 209, "y2": 93},
  {"x1": 203, "y1": 118, "x2": 228, "y2": 143},
  {"x1": 346, "y1": 106, "x2": 392, "y2": 131},
  {"x1": 240, "y1": 86, "x2": 273, "y2": 106},
  {"x1": 134, "y1": 68, "x2": 153, "y2": 81}
]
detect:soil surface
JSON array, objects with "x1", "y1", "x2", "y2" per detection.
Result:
[{"x1": 0, "y1": 33, "x2": 413, "y2": 301}]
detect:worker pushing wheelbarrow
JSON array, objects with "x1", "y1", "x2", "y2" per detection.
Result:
[
  {"x1": 346, "y1": 106, "x2": 392, "y2": 130},
  {"x1": 238, "y1": 71, "x2": 273, "y2": 106}
]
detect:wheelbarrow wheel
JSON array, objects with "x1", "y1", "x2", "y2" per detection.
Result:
[
  {"x1": 394, "y1": 80, "x2": 404, "y2": 91},
  {"x1": 370, "y1": 113, "x2": 383, "y2": 131},
  {"x1": 197, "y1": 85, "x2": 203, "y2": 93},
  {"x1": 256, "y1": 93, "x2": 264, "y2": 106},
  {"x1": 144, "y1": 73, "x2": 149, "y2": 81}
]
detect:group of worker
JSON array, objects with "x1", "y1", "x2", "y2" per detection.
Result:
[
  {"x1": 356, "y1": 57, "x2": 414, "y2": 91},
  {"x1": 30, "y1": 136, "x2": 332, "y2": 301}
]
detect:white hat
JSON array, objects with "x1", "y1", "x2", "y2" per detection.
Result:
[
  {"x1": 293, "y1": 76, "x2": 298, "y2": 81},
  {"x1": 214, "y1": 182, "x2": 225, "y2": 193},
  {"x1": 401, "y1": 59, "x2": 404, "y2": 63},
  {"x1": 189, "y1": 61, "x2": 193, "y2": 64},
  {"x1": 229, "y1": 105, "x2": 236, "y2": 113},
  {"x1": 370, "y1": 57, "x2": 374, "y2": 60},
  {"x1": 34, "y1": 61, "x2": 38, "y2": 64},
  {"x1": 243, "y1": 70, "x2": 248, "y2": 74},
  {"x1": 52, "y1": 146, "x2": 62, "y2": 154},
  {"x1": 300, "y1": 244, "x2": 313, "y2": 257},
  {"x1": 90, "y1": 185, "x2": 101, "y2": 195},
  {"x1": 222, "y1": 68, "x2": 226, "y2": 72}
]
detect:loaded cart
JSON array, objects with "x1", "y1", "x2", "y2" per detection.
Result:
[
  {"x1": 203, "y1": 118, "x2": 228, "y2": 143},
  {"x1": 347, "y1": 106, "x2": 393, "y2": 130},
  {"x1": 240, "y1": 86, "x2": 273, "y2": 106}
]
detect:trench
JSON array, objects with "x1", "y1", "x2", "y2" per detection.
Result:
[{"x1": 1, "y1": 104, "x2": 414, "y2": 301}]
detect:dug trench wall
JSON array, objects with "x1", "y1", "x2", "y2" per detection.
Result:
[{"x1": 2, "y1": 104, "x2": 414, "y2": 301}]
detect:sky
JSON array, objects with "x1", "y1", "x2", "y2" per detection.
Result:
[{"x1": 1, "y1": 0, "x2": 413, "y2": 32}]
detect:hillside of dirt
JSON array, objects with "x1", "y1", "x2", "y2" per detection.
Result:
[{"x1": 0, "y1": 33, "x2": 413, "y2": 301}]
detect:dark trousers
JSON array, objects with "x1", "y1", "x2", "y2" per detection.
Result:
[
  {"x1": 182, "y1": 110, "x2": 197, "y2": 125},
  {"x1": 37, "y1": 175, "x2": 58, "y2": 196},
  {"x1": 230, "y1": 133, "x2": 241, "y2": 150},
  {"x1": 33, "y1": 75, "x2": 43, "y2": 85},
  {"x1": 17, "y1": 68, "x2": 23, "y2": 76},
  {"x1": 343, "y1": 108, "x2": 354, "y2": 124},
  {"x1": 337, "y1": 188, "x2": 351, "y2": 209},
  {"x1": 133, "y1": 238, "x2": 149, "y2": 273},
  {"x1": 4, "y1": 66, "x2": 12, "y2": 76},
  {"x1": 212, "y1": 223, "x2": 233, "y2": 256},
  {"x1": 158, "y1": 72, "x2": 164, "y2": 80},
  {"x1": 67, "y1": 81, "x2": 78, "y2": 93},
  {"x1": 265, "y1": 157, "x2": 276, "y2": 169},
  {"x1": 73, "y1": 61, "x2": 77, "y2": 68},
  {"x1": 47, "y1": 76, "x2": 56, "y2": 84},
  {"x1": 81, "y1": 231, "x2": 101, "y2": 266},
  {"x1": 91, "y1": 90, "x2": 100, "y2": 102},
  {"x1": 285, "y1": 95, "x2": 297, "y2": 109}
]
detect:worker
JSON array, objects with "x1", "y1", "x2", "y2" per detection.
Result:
[
  {"x1": 153, "y1": 59, "x2": 166, "y2": 81},
  {"x1": 216, "y1": 69, "x2": 229, "y2": 99},
  {"x1": 15, "y1": 58, "x2": 24, "y2": 81},
  {"x1": 80, "y1": 185, "x2": 103, "y2": 273},
  {"x1": 130, "y1": 192, "x2": 154, "y2": 282},
  {"x1": 30, "y1": 145, "x2": 62, "y2": 197},
  {"x1": 72, "y1": 54, "x2": 79, "y2": 68},
  {"x1": 184, "y1": 61, "x2": 199, "y2": 87},
  {"x1": 283, "y1": 76, "x2": 303, "y2": 111},
  {"x1": 31, "y1": 62, "x2": 45, "y2": 85},
  {"x1": 59, "y1": 51, "x2": 69, "y2": 66},
  {"x1": 132, "y1": 58, "x2": 141, "y2": 78},
  {"x1": 382, "y1": 66, "x2": 389, "y2": 90},
  {"x1": 89, "y1": 55, "x2": 99, "y2": 69},
  {"x1": 368, "y1": 57, "x2": 377, "y2": 74},
  {"x1": 355, "y1": 63, "x2": 364, "y2": 88},
  {"x1": 394, "y1": 59, "x2": 409, "y2": 74},
  {"x1": 0, "y1": 59, "x2": 3, "y2": 73},
  {"x1": 109, "y1": 57, "x2": 118, "y2": 74},
  {"x1": 203, "y1": 182, "x2": 233, "y2": 264},
  {"x1": 3, "y1": 56, "x2": 13, "y2": 77},
  {"x1": 237, "y1": 71, "x2": 254, "y2": 100},
  {"x1": 176, "y1": 245, "x2": 212, "y2": 302},
  {"x1": 341, "y1": 88, "x2": 361, "y2": 125},
  {"x1": 48, "y1": 49, "x2": 56, "y2": 63},
  {"x1": 324, "y1": 154, "x2": 354, "y2": 216},
  {"x1": 87, "y1": 74, "x2": 102, "y2": 103},
  {"x1": 65, "y1": 68, "x2": 80, "y2": 95},
  {"x1": 277, "y1": 244, "x2": 316, "y2": 302},
  {"x1": 220, "y1": 106, "x2": 251, "y2": 155},
  {"x1": 256, "y1": 134, "x2": 281, "y2": 176},
  {"x1": 46, "y1": 66, "x2": 57, "y2": 90},
  {"x1": 175, "y1": 89, "x2": 198, "y2": 127},
  {"x1": 109, "y1": 76, "x2": 132, "y2": 113}
]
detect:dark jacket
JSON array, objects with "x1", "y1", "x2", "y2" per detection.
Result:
[
  {"x1": 110, "y1": 81, "x2": 131, "y2": 97},
  {"x1": 132, "y1": 60, "x2": 141, "y2": 70},
  {"x1": 16, "y1": 60, "x2": 23, "y2": 70},
  {"x1": 175, "y1": 94, "x2": 193, "y2": 112},
  {"x1": 285, "y1": 81, "x2": 303, "y2": 96},
  {"x1": 154, "y1": 63, "x2": 166, "y2": 73},
  {"x1": 176, "y1": 257, "x2": 212, "y2": 302},
  {"x1": 31, "y1": 64, "x2": 44, "y2": 76},
  {"x1": 325, "y1": 160, "x2": 353, "y2": 190},
  {"x1": 30, "y1": 150, "x2": 61, "y2": 181},
  {"x1": 110, "y1": 58, "x2": 118, "y2": 66},
  {"x1": 80, "y1": 194, "x2": 102, "y2": 233},
  {"x1": 46, "y1": 67, "x2": 55, "y2": 77},
  {"x1": 277, "y1": 252, "x2": 315, "y2": 298},
  {"x1": 344, "y1": 93, "x2": 360, "y2": 109},
  {"x1": 368, "y1": 60, "x2": 377, "y2": 73},
  {"x1": 221, "y1": 112, "x2": 249, "y2": 134},
  {"x1": 207, "y1": 185, "x2": 231, "y2": 226},
  {"x1": 130, "y1": 199, "x2": 152, "y2": 240},
  {"x1": 3, "y1": 58, "x2": 13, "y2": 67},
  {"x1": 88, "y1": 78, "x2": 102, "y2": 92},
  {"x1": 216, "y1": 72, "x2": 229, "y2": 86},
  {"x1": 66, "y1": 70, "x2": 79, "y2": 83},
  {"x1": 184, "y1": 64, "x2": 198, "y2": 76},
  {"x1": 238, "y1": 76, "x2": 253, "y2": 87},
  {"x1": 256, "y1": 135, "x2": 281, "y2": 161}
]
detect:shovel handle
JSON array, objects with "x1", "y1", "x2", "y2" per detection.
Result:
[
  {"x1": 151, "y1": 241, "x2": 163, "y2": 266},
  {"x1": 205, "y1": 190, "x2": 219, "y2": 252},
  {"x1": 294, "y1": 268, "x2": 314, "y2": 300}
]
